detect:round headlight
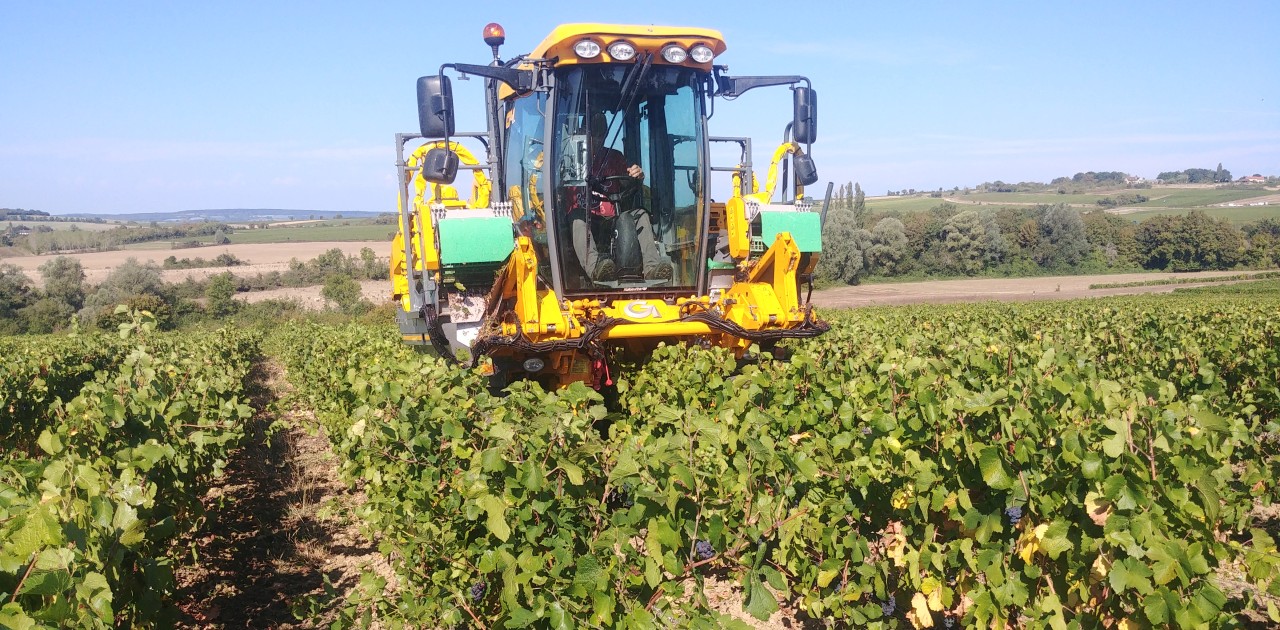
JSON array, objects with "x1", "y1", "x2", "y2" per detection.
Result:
[
  {"x1": 660, "y1": 44, "x2": 688, "y2": 64},
  {"x1": 689, "y1": 44, "x2": 714, "y2": 64},
  {"x1": 607, "y1": 41, "x2": 637, "y2": 61},
  {"x1": 573, "y1": 39, "x2": 601, "y2": 58},
  {"x1": 522, "y1": 357, "x2": 546, "y2": 373}
]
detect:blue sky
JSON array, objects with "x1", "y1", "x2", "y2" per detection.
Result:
[{"x1": 2, "y1": 1, "x2": 1277, "y2": 214}]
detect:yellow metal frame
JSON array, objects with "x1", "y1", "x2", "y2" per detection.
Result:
[
  {"x1": 396, "y1": 25, "x2": 826, "y2": 386},
  {"x1": 390, "y1": 141, "x2": 492, "y2": 310},
  {"x1": 481, "y1": 230, "x2": 814, "y2": 387},
  {"x1": 722, "y1": 141, "x2": 811, "y2": 261}
]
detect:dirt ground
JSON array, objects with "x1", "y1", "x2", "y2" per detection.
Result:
[
  {"x1": 810, "y1": 270, "x2": 1271, "y2": 309},
  {"x1": 173, "y1": 358, "x2": 392, "y2": 628},
  {"x1": 238, "y1": 280, "x2": 390, "y2": 310},
  {"x1": 2, "y1": 241, "x2": 384, "y2": 286}
]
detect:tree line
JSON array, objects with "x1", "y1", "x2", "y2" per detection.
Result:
[
  {"x1": 818, "y1": 197, "x2": 1280, "y2": 285},
  {"x1": 3, "y1": 221, "x2": 231, "y2": 253},
  {"x1": 0, "y1": 247, "x2": 390, "y2": 335}
]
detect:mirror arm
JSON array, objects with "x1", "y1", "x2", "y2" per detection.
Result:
[
  {"x1": 442, "y1": 63, "x2": 535, "y2": 92},
  {"x1": 715, "y1": 74, "x2": 810, "y2": 97}
]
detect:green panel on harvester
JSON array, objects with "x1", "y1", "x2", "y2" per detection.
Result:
[
  {"x1": 438, "y1": 217, "x2": 514, "y2": 264},
  {"x1": 760, "y1": 212, "x2": 822, "y2": 253}
]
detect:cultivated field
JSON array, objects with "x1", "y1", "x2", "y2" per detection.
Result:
[
  {"x1": 3, "y1": 241, "x2": 386, "y2": 285},
  {"x1": 864, "y1": 186, "x2": 1279, "y2": 224}
]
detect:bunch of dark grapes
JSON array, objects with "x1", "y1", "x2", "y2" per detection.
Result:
[
  {"x1": 880, "y1": 597, "x2": 897, "y2": 617},
  {"x1": 469, "y1": 579, "x2": 486, "y2": 602},
  {"x1": 943, "y1": 615, "x2": 957, "y2": 628},
  {"x1": 694, "y1": 539, "x2": 715, "y2": 561},
  {"x1": 1004, "y1": 505, "x2": 1024, "y2": 526}
]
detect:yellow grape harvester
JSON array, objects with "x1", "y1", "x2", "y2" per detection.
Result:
[{"x1": 390, "y1": 22, "x2": 831, "y2": 389}]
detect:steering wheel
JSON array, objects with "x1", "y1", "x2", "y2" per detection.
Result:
[{"x1": 593, "y1": 174, "x2": 643, "y2": 202}]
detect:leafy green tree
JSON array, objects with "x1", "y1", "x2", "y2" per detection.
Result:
[
  {"x1": 1135, "y1": 211, "x2": 1244, "y2": 271},
  {"x1": 1135, "y1": 215, "x2": 1177, "y2": 269},
  {"x1": 20, "y1": 298, "x2": 75, "y2": 334},
  {"x1": 205, "y1": 271, "x2": 239, "y2": 318},
  {"x1": 980, "y1": 212, "x2": 1007, "y2": 266},
  {"x1": 941, "y1": 210, "x2": 993, "y2": 275},
  {"x1": 819, "y1": 208, "x2": 871, "y2": 284},
  {"x1": 322, "y1": 273, "x2": 365, "y2": 314},
  {"x1": 38, "y1": 256, "x2": 86, "y2": 310},
  {"x1": 360, "y1": 247, "x2": 388, "y2": 280},
  {"x1": 313, "y1": 248, "x2": 354, "y2": 278},
  {"x1": 1171, "y1": 210, "x2": 1244, "y2": 270},
  {"x1": 867, "y1": 217, "x2": 909, "y2": 275},
  {"x1": 1243, "y1": 219, "x2": 1280, "y2": 268},
  {"x1": 1082, "y1": 211, "x2": 1139, "y2": 267},
  {"x1": 1245, "y1": 232, "x2": 1278, "y2": 267},
  {"x1": 80, "y1": 258, "x2": 169, "y2": 326},
  {"x1": 1017, "y1": 219, "x2": 1040, "y2": 253},
  {"x1": 853, "y1": 182, "x2": 867, "y2": 227},
  {"x1": 1037, "y1": 204, "x2": 1090, "y2": 268},
  {"x1": 0, "y1": 264, "x2": 36, "y2": 334}
]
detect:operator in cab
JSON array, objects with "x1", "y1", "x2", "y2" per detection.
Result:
[{"x1": 567, "y1": 112, "x2": 672, "y2": 284}]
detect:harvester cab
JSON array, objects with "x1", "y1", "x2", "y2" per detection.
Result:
[{"x1": 390, "y1": 22, "x2": 830, "y2": 389}]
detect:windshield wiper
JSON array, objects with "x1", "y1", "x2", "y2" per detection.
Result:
[{"x1": 589, "y1": 55, "x2": 653, "y2": 184}]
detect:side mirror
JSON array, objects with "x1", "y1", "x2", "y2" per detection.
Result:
[
  {"x1": 421, "y1": 147, "x2": 458, "y2": 185},
  {"x1": 794, "y1": 153, "x2": 819, "y2": 186},
  {"x1": 793, "y1": 87, "x2": 817, "y2": 144},
  {"x1": 417, "y1": 75, "x2": 455, "y2": 139}
]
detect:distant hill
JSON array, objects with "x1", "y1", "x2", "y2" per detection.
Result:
[{"x1": 54, "y1": 209, "x2": 386, "y2": 223}]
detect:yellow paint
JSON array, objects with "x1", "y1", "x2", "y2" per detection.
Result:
[
  {"x1": 724, "y1": 197, "x2": 750, "y2": 260},
  {"x1": 529, "y1": 23, "x2": 725, "y2": 68},
  {"x1": 391, "y1": 141, "x2": 493, "y2": 305},
  {"x1": 744, "y1": 142, "x2": 802, "y2": 205}
]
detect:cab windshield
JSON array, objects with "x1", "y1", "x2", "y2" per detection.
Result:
[{"x1": 551, "y1": 64, "x2": 706, "y2": 294}]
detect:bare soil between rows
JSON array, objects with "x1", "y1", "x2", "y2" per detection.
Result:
[{"x1": 173, "y1": 358, "x2": 390, "y2": 629}]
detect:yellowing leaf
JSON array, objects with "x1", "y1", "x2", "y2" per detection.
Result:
[
  {"x1": 920, "y1": 576, "x2": 940, "y2": 595},
  {"x1": 816, "y1": 569, "x2": 840, "y2": 589},
  {"x1": 788, "y1": 432, "x2": 811, "y2": 444},
  {"x1": 908, "y1": 592, "x2": 934, "y2": 628},
  {"x1": 1085, "y1": 492, "x2": 1111, "y2": 527},
  {"x1": 1091, "y1": 553, "x2": 1111, "y2": 581},
  {"x1": 927, "y1": 585, "x2": 944, "y2": 612},
  {"x1": 1018, "y1": 524, "x2": 1049, "y2": 564},
  {"x1": 349, "y1": 418, "x2": 366, "y2": 438},
  {"x1": 888, "y1": 532, "x2": 908, "y2": 568}
]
